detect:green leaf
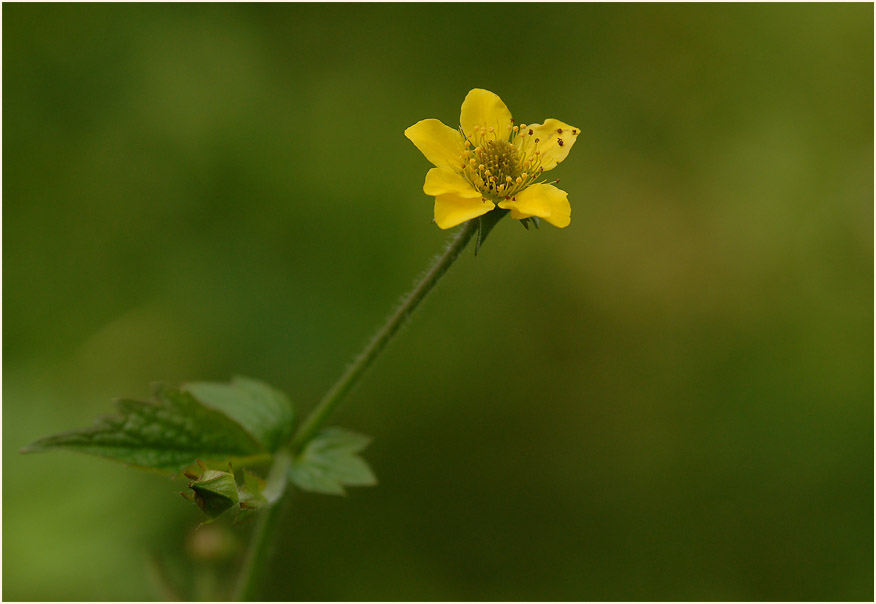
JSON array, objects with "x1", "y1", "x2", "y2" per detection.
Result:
[
  {"x1": 22, "y1": 384, "x2": 262, "y2": 472},
  {"x1": 184, "y1": 376, "x2": 295, "y2": 452},
  {"x1": 288, "y1": 428, "x2": 377, "y2": 495}
]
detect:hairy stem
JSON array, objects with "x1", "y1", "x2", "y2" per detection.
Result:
[
  {"x1": 236, "y1": 219, "x2": 477, "y2": 600},
  {"x1": 291, "y1": 219, "x2": 478, "y2": 450},
  {"x1": 232, "y1": 451, "x2": 290, "y2": 601}
]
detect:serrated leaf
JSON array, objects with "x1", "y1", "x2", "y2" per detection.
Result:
[
  {"x1": 184, "y1": 376, "x2": 295, "y2": 452},
  {"x1": 22, "y1": 384, "x2": 262, "y2": 472},
  {"x1": 288, "y1": 427, "x2": 377, "y2": 495}
]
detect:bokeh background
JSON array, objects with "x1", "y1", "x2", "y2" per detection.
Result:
[{"x1": 3, "y1": 3, "x2": 873, "y2": 601}]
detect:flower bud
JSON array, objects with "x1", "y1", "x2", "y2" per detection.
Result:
[{"x1": 185, "y1": 465, "x2": 239, "y2": 518}]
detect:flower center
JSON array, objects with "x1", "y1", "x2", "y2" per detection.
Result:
[
  {"x1": 458, "y1": 124, "x2": 544, "y2": 201},
  {"x1": 480, "y1": 139, "x2": 516, "y2": 182}
]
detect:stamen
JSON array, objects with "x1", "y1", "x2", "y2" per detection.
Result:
[{"x1": 459, "y1": 132, "x2": 533, "y2": 200}]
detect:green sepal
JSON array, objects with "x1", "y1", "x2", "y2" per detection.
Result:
[
  {"x1": 288, "y1": 427, "x2": 377, "y2": 496},
  {"x1": 475, "y1": 208, "x2": 510, "y2": 255},
  {"x1": 239, "y1": 470, "x2": 268, "y2": 510},
  {"x1": 518, "y1": 216, "x2": 540, "y2": 231}
]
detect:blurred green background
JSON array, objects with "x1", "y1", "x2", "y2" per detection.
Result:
[{"x1": 3, "y1": 3, "x2": 873, "y2": 601}]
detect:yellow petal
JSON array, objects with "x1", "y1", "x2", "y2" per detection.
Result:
[
  {"x1": 434, "y1": 194, "x2": 495, "y2": 230},
  {"x1": 521, "y1": 119, "x2": 580, "y2": 171},
  {"x1": 405, "y1": 119, "x2": 465, "y2": 170},
  {"x1": 498, "y1": 183, "x2": 571, "y2": 228},
  {"x1": 424, "y1": 168, "x2": 481, "y2": 198},
  {"x1": 459, "y1": 89, "x2": 513, "y2": 140},
  {"x1": 504, "y1": 207, "x2": 532, "y2": 221}
]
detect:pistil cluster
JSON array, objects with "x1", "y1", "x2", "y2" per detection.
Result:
[{"x1": 458, "y1": 124, "x2": 544, "y2": 201}]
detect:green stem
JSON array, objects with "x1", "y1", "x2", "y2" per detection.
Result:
[
  {"x1": 232, "y1": 451, "x2": 290, "y2": 601},
  {"x1": 291, "y1": 219, "x2": 478, "y2": 450},
  {"x1": 235, "y1": 219, "x2": 478, "y2": 600}
]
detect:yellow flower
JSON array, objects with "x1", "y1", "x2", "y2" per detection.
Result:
[{"x1": 405, "y1": 88, "x2": 579, "y2": 230}]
